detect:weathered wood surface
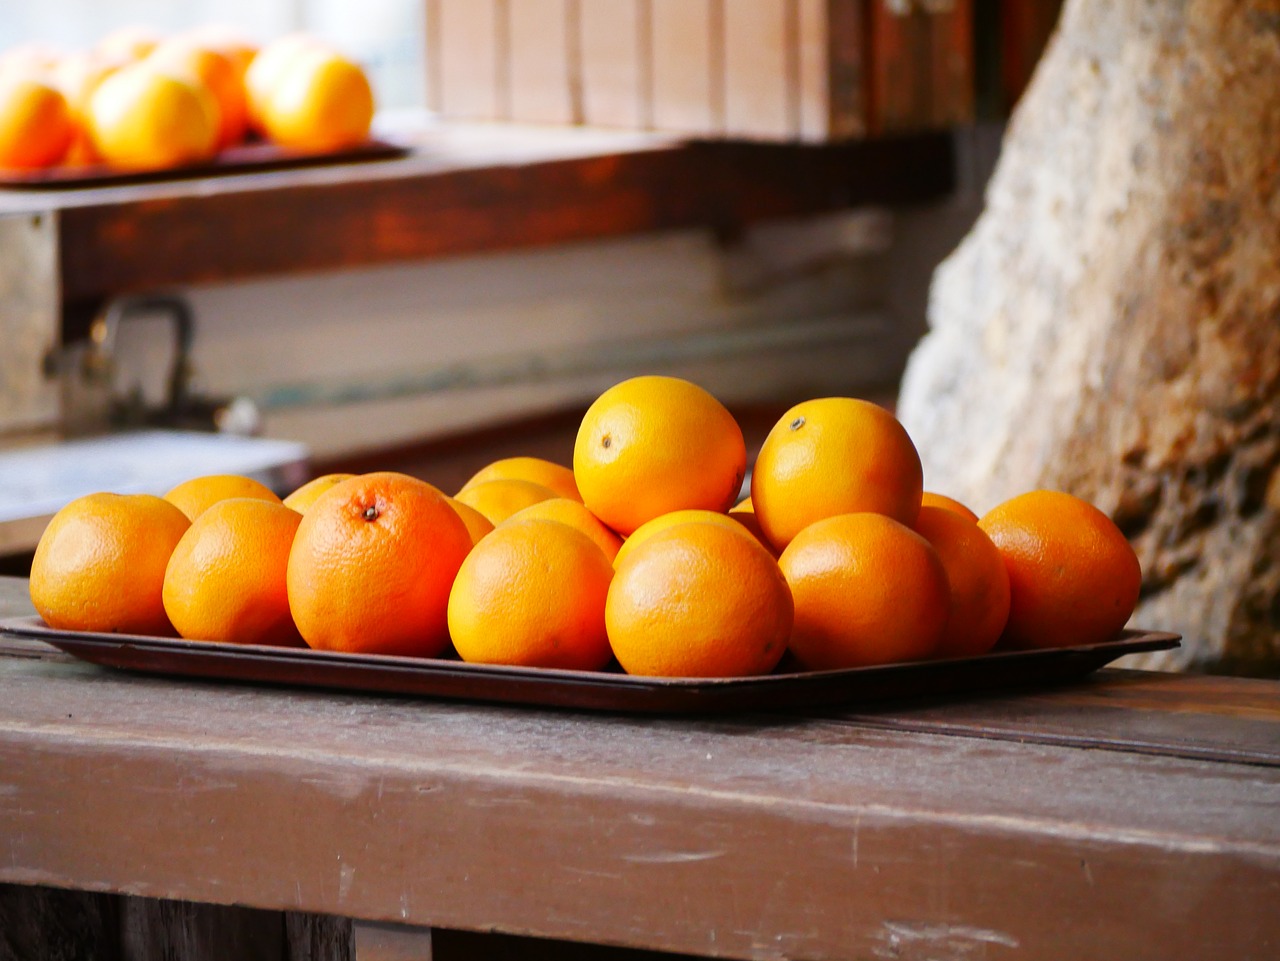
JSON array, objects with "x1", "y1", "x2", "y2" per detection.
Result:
[
  {"x1": 1, "y1": 573, "x2": 1277, "y2": 961},
  {"x1": 896, "y1": 0, "x2": 1280, "y2": 674},
  {"x1": 0, "y1": 121, "x2": 953, "y2": 333}
]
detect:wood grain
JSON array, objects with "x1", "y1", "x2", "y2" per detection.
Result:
[
  {"x1": 723, "y1": 0, "x2": 794, "y2": 140},
  {"x1": 436, "y1": 1, "x2": 502, "y2": 119},
  {"x1": 650, "y1": 0, "x2": 719, "y2": 134},
  {"x1": 509, "y1": 0, "x2": 575, "y2": 123},
  {"x1": 0, "y1": 640, "x2": 1277, "y2": 960},
  {"x1": 14, "y1": 126, "x2": 954, "y2": 323},
  {"x1": 579, "y1": 0, "x2": 644, "y2": 127}
]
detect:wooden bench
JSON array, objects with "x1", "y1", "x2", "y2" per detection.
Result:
[{"x1": 1, "y1": 575, "x2": 1276, "y2": 960}]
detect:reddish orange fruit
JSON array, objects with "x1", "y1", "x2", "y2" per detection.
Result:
[
  {"x1": 29, "y1": 493, "x2": 190, "y2": 635},
  {"x1": 286, "y1": 472, "x2": 471, "y2": 656},
  {"x1": 606, "y1": 521, "x2": 792, "y2": 678},
  {"x1": 914, "y1": 506, "x2": 1010, "y2": 658},
  {"x1": 979, "y1": 490, "x2": 1141, "y2": 649},
  {"x1": 448, "y1": 518, "x2": 614, "y2": 671},
  {"x1": 752, "y1": 398, "x2": 923, "y2": 552},
  {"x1": 919, "y1": 491, "x2": 979, "y2": 524},
  {"x1": 779, "y1": 512, "x2": 948, "y2": 670}
]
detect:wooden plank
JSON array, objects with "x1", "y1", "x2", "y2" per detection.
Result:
[
  {"x1": 579, "y1": 0, "x2": 644, "y2": 128},
  {"x1": 0, "y1": 653, "x2": 1277, "y2": 960},
  {"x1": 508, "y1": 0, "x2": 575, "y2": 124},
  {"x1": 650, "y1": 0, "x2": 720, "y2": 135},
  {"x1": 26, "y1": 128, "x2": 953, "y2": 312},
  {"x1": 723, "y1": 0, "x2": 795, "y2": 141},
  {"x1": 436, "y1": 1, "x2": 502, "y2": 119},
  {"x1": 828, "y1": 669, "x2": 1280, "y2": 767},
  {"x1": 1001, "y1": 0, "x2": 1064, "y2": 109},
  {"x1": 0, "y1": 884, "x2": 119, "y2": 961}
]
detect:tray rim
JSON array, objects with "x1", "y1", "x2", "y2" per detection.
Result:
[
  {"x1": 0, "y1": 615, "x2": 1182, "y2": 714},
  {"x1": 0, "y1": 138, "x2": 410, "y2": 191}
]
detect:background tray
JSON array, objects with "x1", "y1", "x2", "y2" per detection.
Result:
[
  {"x1": 0, "y1": 616, "x2": 1180, "y2": 714},
  {"x1": 0, "y1": 139, "x2": 409, "y2": 190}
]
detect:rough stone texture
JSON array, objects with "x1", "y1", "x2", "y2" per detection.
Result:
[{"x1": 897, "y1": 0, "x2": 1280, "y2": 673}]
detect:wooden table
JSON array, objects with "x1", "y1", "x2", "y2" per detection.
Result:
[{"x1": 1, "y1": 575, "x2": 1276, "y2": 961}]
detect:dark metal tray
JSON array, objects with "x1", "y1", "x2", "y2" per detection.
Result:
[{"x1": 0, "y1": 616, "x2": 1180, "y2": 714}]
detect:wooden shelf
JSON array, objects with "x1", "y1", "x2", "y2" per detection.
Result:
[{"x1": 0, "y1": 119, "x2": 955, "y2": 332}]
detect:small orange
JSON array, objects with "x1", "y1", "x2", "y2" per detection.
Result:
[
  {"x1": 95, "y1": 25, "x2": 162, "y2": 64},
  {"x1": 282, "y1": 473, "x2": 357, "y2": 514},
  {"x1": 503, "y1": 498, "x2": 623, "y2": 563},
  {"x1": 454, "y1": 478, "x2": 557, "y2": 526},
  {"x1": 244, "y1": 33, "x2": 324, "y2": 134},
  {"x1": 52, "y1": 52, "x2": 124, "y2": 165},
  {"x1": 459, "y1": 456, "x2": 581, "y2": 502},
  {"x1": 87, "y1": 61, "x2": 219, "y2": 170},
  {"x1": 979, "y1": 490, "x2": 1141, "y2": 649},
  {"x1": 606, "y1": 521, "x2": 792, "y2": 678},
  {"x1": 287, "y1": 472, "x2": 471, "y2": 656},
  {"x1": 779, "y1": 512, "x2": 948, "y2": 670},
  {"x1": 448, "y1": 518, "x2": 614, "y2": 671},
  {"x1": 730, "y1": 495, "x2": 753, "y2": 513},
  {"x1": 0, "y1": 44, "x2": 62, "y2": 79},
  {"x1": 164, "y1": 474, "x2": 281, "y2": 521},
  {"x1": 443, "y1": 495, "x2": 495, "y2": 545},
  {"x1": 259, "y1": 46, "x2": 373, "y2": 152},
  {"x1": 178, "y1": 24, "x2": 258, "y2": 83},
  {"x1": 752, "y1": 398, "x2": 923, "y2": 552},
  {"x1": 0, "y1": 72, "x2": 73, "y2": 170},
  {"x1": 914, "y1": 506, "x2": 1010, "y2": 658},
  {"x1": 162, "y1": 498, "x2": 303, "y2": 646},
  {"x1": 613, "y1": 508, "x2": 756, "y2": 569},
  {"x1": 920, "y1": 491, "x2": 979, "y2": 524},
  {"x1": 29, "y1": 493, "x2": 190, "y2": 635},
  {"x1": 574, "y1": 376, "x2": 746, "y2": 536},
  {"x1": 148, "y1": 39, "x2": 248, "y2": 148}
]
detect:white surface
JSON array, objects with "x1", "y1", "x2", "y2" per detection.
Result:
[{"x1": 0, "y1": 431, "x2": 310, "y2": 524}]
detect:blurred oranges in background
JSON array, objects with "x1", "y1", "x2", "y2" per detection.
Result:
[{"x1": 0, "y1": 23, "x2": 375, "y2": 173}]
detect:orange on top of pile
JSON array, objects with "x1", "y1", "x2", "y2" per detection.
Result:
[
  {"x1": 0, "y1": 24, "x2": 374, "y2": 174},
  {"x1": 28, "y1": 374, "x2": 1145, "y2": 679}
]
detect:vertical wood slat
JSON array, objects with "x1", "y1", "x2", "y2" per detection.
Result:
[
  {"x1": 868, "y1": 0, "x2": 974, "y2": 134},
  {"x1": 508, "y1": 0, "x2": 574, "y2": 123},
  {"x1": 1000, "y1": 0, "x2": 1064, "y2": 109},
  {"x1": 579, "y1": 0, "x2": 644, "y2": 127},
  {"x1": 723, "y1": 0, "x2": 794, "y2": 140},
  {"x1": 435, "y1": 0, "x2": 501, "y2": 119},
  {"x1": 650, "y1": 0, "x2": 719, "y2": 135},
  {"x1": 427, "y1": 0, "x2": 972, "y2": 141}
]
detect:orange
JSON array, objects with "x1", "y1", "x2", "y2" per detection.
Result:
[
  {"x1": 162, "y1": 498, "x2": 303, "y2": 646},
  {"x1": 52, "y1": 52, "x2": 124, "y2": 165},
  {"x1": 282, "y1": 472, "x2": 357, "y2": 514},
  {"x1": 606, "y1": 521, "x2": 792, "y2": 678},
  {"x1": 454, "y1": 478, "x2": 557, "y2": 526},
  {"x1": 29, "y1": 493, "x2": 190, "y2": 635},
  {"x1": 613, "y1": 508, "x2": 756, "y2": 569},
  {"x1": 752, "y1": 398, "x2": 923, "y2": 552},
  {"x1": 244, "y1": 33, "x2": 324, "y2": 134},
  {"x1": 443, "y1": 495, "x2": 495, "y2": 545},
  {"x1": 730, "y1": 495, "x2": 753, "y2": 513},
  {"x1": 979, "y1": 490, "x2": 1141, "y2": 649},
  {"x1": 574, "y1": 376, "x2": 746, "y2": 536},
  {"x1": 459, "y1": 456, "x2": 581, "y2": 502},
  {"x1": 259, "y1": 46, "x2": 373, "y2": 152},
  {"x1": 95, "y1": 26, "x2": 162, "y2": 63},
  {"x1": 164, "y1": 473, "x2": 281, "y2": 521},
  {"x1": 287, "y1": 472, "x2": 471, "y2": 656},
  {"x1": 87, "y1": 61, "x2": 219, "y2": 170},
  {"x1": 920, "y1": 491, "x2": 979, "y2": 524},
  {"x1": 148, "y1": 39, "x2": 248, "y2": 148},
  {"x1": 178, "y1": 24, "x2": 258, "y2": 83},
  {"x1": 503, "y1": 497, "x2": 622, "y2": 563},
  {"x1": 448, "y1": 519, "x2": 614, "y2": 671},
  {"x1": 0, "y1": 73, "x2": 73, "y2": 170},
  {"x1": 0, "y1": 44, "x2": 61, "y2": 79},
  {"x1": 779, "y1": 512, "x2": 948, "y2": 670},
  {"x1": 914, "y1": 506, "x2": 1010, "y2": 658}
]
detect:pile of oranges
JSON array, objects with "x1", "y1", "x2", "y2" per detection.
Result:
[
  {"x1": 28, "y1": 376, "x2": 1143, "y2": 678},
  {"x1": 0, "y1": 25, "x2": 374, "y2": 174}
]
